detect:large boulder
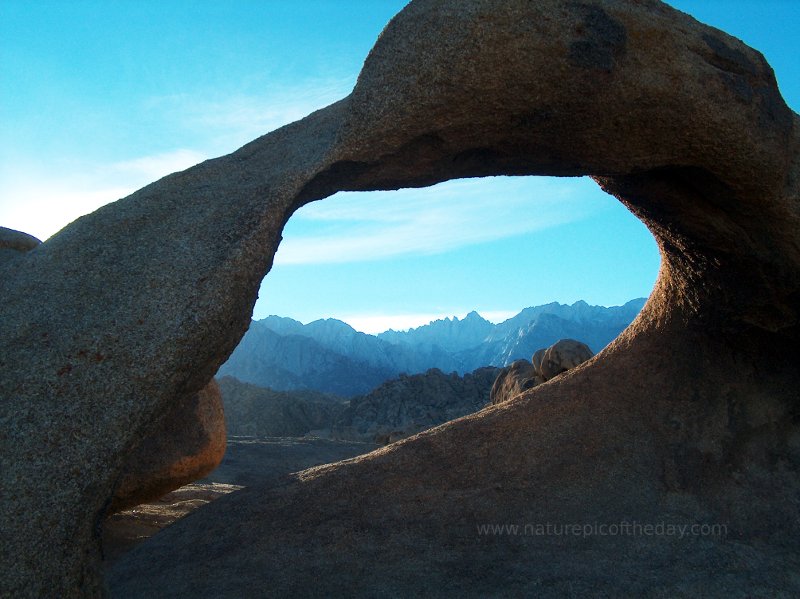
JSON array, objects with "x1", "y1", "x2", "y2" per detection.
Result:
[
  {"x1": 0, "y1": 226, "x2": 41, "y2": 263},
  {"x1": 538, "y1": 338, "x2": 594, "y2": 381},
  {"x1": 109, "y1": 380, "x2": 226, "y2": 513},
  {"x1": 490, "y1": 359, "x2": 542, "y2": 405},
  {"x1": 530, "y1": 347, "x2": 546, "y2": 377},
  {"x1": 2, "y1": 0, "x2": 799, "y2": 595},
  {"x1": 492, "y1": 339, "x2": 592, "y2": 403}
]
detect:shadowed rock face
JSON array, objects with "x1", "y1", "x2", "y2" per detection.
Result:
[
  {"x1": 1, "y1": 0, "x2": 799, "y2": 595},
  {"x1": 333, "y1": 366, "x2": 500, "y2": 443},
  {"x1": 539, "y1": 338, "x2": 594, "y2": 381}
]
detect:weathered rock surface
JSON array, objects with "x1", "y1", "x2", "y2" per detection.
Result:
[
  {"x1": 109, "y1": 380, "x2": 226, "y2": 513},
  {"x1": 538, "y1": 338, "x2": 594, "y2": 381},
  {"x1": 491, "y1": 339, "x2": 593, "y2": 404},
  {"x1": 103, "y1": 436, "x2": 377, "y2": 563},
  {"x1": 331, "y1": 367, "x2": 500, "y2": 443},
  {"x1": 490, "y1": 359, "x2": 542, "y2": 405},
  {"x1": 2, "y1": 0, "x2": 799, "y2": 596},
  {"x1": 102, "y1": 482, "x2": 242, "y2": 564},
  {"x1": 198, "y1": 436, "x2": 380, "y2": 488}
]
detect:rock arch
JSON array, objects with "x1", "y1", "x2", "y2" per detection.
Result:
[{"x1": 1, "y1": 0, "x2": 798, "y2": 595}]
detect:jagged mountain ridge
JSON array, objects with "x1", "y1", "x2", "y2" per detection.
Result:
[
  {"x1": 217, "y1": 298, "x2": 646, "y2": 396},
  {"x1": 378, "y1": 310, "x2": 495, "y2": 352}
]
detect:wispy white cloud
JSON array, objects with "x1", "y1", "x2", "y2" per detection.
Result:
[
  {"x1": 1, "y1": 76, "x2": 353, "y2": 240},
  {"x1": 110, "y1": 149, "x2": 208, "y2": 182},
  {"x1": 274, "y1": 176, "x2": 601, "y2": 266},
  {"x1": 146, "y1": 76, "x2": 355, "y2": 153}
]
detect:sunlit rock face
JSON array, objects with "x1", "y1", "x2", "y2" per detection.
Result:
[
  {"x1": 539, "y1": 339, "x2": 594, "y2": 381},
  {"x1": 2, "y1": 0, "x2": 799, "y2": 596},
  {"x1": 109, "y1": 380, "x2": 226, "y2": 514},
  {"x1": 490, "y1": 339, "x2": 594, "y2": 404},
  {"x1": 490, "y1": 359, "x2": 542, "y2": 405}
]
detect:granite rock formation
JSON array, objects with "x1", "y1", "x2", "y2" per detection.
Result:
[
  {"x1": 491, "y1": 339, "x2": 594, "y2": 404},
  {"x1": 2, "y1": 0, "x2": 799, "y2": 595},
  {"x1": 531, "y1": 347, "x2": 546, "y2": 377},
  {"x1": 489, "y1": 359, "x2": 542, "y2": 405},
  {"x1": 538, "y1": 338, "x2": 594, "y2": 381},
  {"x1": 220, "y1": 368, "x2": 496, "y2": 443},
  {"x1": 109, "y1": 380, "x2": 226, "y2": 513}
]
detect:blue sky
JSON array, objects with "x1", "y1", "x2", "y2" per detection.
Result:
[{"x1": 1, "y1": 1, "x2": 798, "y2": 333}]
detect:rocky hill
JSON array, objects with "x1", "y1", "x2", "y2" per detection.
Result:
[
  {"x1": 218, "y1": 299, "x2": 645, "y2": 395},
  {"x1": 217, "y1": 366, "x2": 499, "y2": 444},
  {"x1": 217, "y1": 376, "x2": 346, "y2": 437},
  {"x1": 330, "y1": 366, "x2": 500, "y2": 443}
]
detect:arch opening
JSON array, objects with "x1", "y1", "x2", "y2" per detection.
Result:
[
  {"x1": 260, "y1": 174, "x2": 660, "y2": 330},
  {"x1": 213, "y1": 173, "x2": 660, "y2": 440}
]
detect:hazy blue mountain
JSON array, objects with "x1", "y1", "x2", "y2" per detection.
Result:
[
  {"x1": 488, "y1": 299, "x2": 643, "y2": 341},
  {"x1": 217, "y1": 376, "x2": 347, "y2": 438},
  {"x1": 258, "y1": 315, "x2": 306, "y2": 337},
  {"x1": 465, "y1": 298, "x2": 646, "y2": 370},
  {"x1": 216, "y1": 321, "x2": 396, "y2": 396},
  {"x1": 217, "y1": 298, "x2": 646, "y2": 396},
  {"x1": 259, "y1": 316, "x2": 461, "y2": 374}
]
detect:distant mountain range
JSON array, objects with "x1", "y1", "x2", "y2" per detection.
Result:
[
  {"x1": 330, "y1": 366, "x2": 501, "y2": 443},
  {"x1": 217, "y1": 367, "x2": 500, "y2": 444},
  {"x1": 217, "y1": 298, "x2": 646, "y2": 396}
]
